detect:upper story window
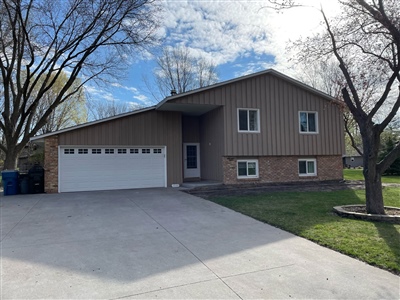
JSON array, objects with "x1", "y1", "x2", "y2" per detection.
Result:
[
  {"x1": 299, "y1": 111, "x2": 318, "y2": 133},
  {"x1": 238, "y1": 109, "x2": 260, "y2": 132}
]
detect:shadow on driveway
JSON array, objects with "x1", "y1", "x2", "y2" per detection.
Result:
[{"x1": 1, "y1": 188, "x2": 398, "y2": 299}]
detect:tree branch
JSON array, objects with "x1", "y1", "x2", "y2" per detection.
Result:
[
  {"x1": 344, "y1": 114, "x2": 363, "y2": 155},
  {"x1": 321, "y1": 9, "x2": 366, "y2": 121},
  {"x1": 377, "y1": 141, "x2": 400, "y2": 174}
]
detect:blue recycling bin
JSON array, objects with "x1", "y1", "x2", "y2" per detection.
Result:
[{"x1": 2, "y1": 170, "x2": 19, "y2": 196}]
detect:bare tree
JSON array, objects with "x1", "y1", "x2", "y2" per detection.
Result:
[
  {"x1": 86, "y1": 98, "x2": 139, "y2": 121},
  {"x1": 197, "y1": 57, "x2": 218, "y2": 89},
  {"x1": 297, "y1": 60, "x2": 343, "y2": 99},
  {"x1": 33, "y1": 72, "x2": 87, "y2": 134},
  {"x1": 153, "y1": 46, "x2": 218, "y2": 99},
  {"x1": 273, "y1": 0, "x2": 400, "y2": 214},
  {"x1": 297, "y1": 60, "x2": 365, "y2": 156},
  {"x1": 0, "y1": 0, "x2": 160, "y2": 169}
]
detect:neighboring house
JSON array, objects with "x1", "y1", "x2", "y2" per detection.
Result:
[
  {"x1": 343, "y1": 155, "x2": 363, "y2": 168},
  {"x1": 31, "y1": 69, "x2": 345, "y2": 193}
]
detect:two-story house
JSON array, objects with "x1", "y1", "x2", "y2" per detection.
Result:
[{"x1": 32, "y1": 69, "x2": 345, "y2": 193}]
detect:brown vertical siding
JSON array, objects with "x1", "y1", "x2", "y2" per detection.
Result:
[
  {"x1": 42, "y1": 71, "x2": 344, "y2": 190},
  {"x1": 182, "y1": 116, "x2": 200, "y2": 143},
  {"x1": 200, "y1": 107, "x2": 224, "y2": 181},
  {"x1": 168, "y1": 73, "x2": 344, "y2": 157},
  {"x1": 58, "y1": 110, "x2": 183, "y2": 185}
]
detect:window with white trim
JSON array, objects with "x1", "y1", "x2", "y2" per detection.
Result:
[
  {"x1": 298, "y1": 159, "x2": 317, "y2": 176},
  {"x1": 130, "y1": 149, "x2": 139, "y2": 154},
  {"x1": 117, "y1": 149, "x2": 127, "y2": 154},
  {"x1": 238, "y1": 109, "x2": 260, "y2": 132},
  {"x1": 142, "y1": 149, "x2": 150, "y2": 154},
  {"x1": 78, "y1": 149, "x2": 88, "y2": 154},
  {"x1": 299, "y1": 111, "x2": 318, "y2": 133},
  {"x1": 237, "y1": 160, "x2": 259, "y2": 178},
  {"x1": 92, "y1": 149, "x2": 101, "y2": 154},
  {"x1": 153, "y1": 149, "x2": 162, "y2": 154},
  {"x1": 105, "y1": 149, "x2": 114, "y2": 154}
]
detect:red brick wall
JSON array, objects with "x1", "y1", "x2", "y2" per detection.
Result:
[
  {"x1": 44, "y1": 136, "x2": 59, "y2": 193},
  {"x1": 223, "y1": 156, "x2": 343, "y2": 184}
]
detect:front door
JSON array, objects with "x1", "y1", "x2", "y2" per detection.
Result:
[{"x1": 183, "y1": 143, "x2": 200, "y2": 178}]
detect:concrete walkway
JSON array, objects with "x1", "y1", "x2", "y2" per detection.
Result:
[{"x1": 0, "y1": 188, "x2": 398, "y2": 299}]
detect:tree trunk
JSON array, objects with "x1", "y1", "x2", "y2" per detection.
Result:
[
  {"x1": 3, "y1": 146, "x2": 19, "y2": 170},
  {"x1": 362, "y1": 127, "x2": 385, "y2": 215},
  {"x1": 364, "y1": 168, "x2": 385, "y2": 214}
]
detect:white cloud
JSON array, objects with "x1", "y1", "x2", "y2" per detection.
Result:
[
  {"x1": 160, "y1": 0, "x2": 272, "y2": 64},
  {"x1": 126, "y1": 101, "x2": 144, "y2": 110},
  {"x1": 111, "y1": 82, "x2": 139, "y2": 93},
  {"x1": 87, "y1": 82, "x2": 155, "y2": 107},
  {"x1": 86, "y1": 1, "x2": 343, "y2": 107},
  {"x1": 134, "y1": 94, "x2": 150, "y2": 103},
  {"x1": 84, "y1": 86, "x2": 116, "y2": 102},
  {"x1": 159, "y1": 0, "x2": 341, "y2": 75}
]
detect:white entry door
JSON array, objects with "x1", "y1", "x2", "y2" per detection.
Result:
[{"x1": 183, "y1": 143, "x2": 200, "y2": 178}]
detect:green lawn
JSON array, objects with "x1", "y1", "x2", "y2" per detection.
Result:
[
  {"x1": 210, "y1": 188, "x2": 400, "y2": 274},
  {"x1": 343, "y1": 168, "x2": 400, "y2": 183}
]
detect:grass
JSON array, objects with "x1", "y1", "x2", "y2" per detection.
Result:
[
  {"x1": 210, "y1": 187, "x2": 400, "y2": 274},
  {"x1": 344, "y1": 168, "x2": 400, "y2": 183}
]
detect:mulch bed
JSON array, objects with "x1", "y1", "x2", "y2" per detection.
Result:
[
  {"x1": 185, "y1": 180, "x2": 367, "y2": 198},
  {"x1": 342, "y1": 206, "x2": 400, "y2": 216}
]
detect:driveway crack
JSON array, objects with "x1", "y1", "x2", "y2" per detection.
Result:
[
  {"x1": 110, "y1": 278, "x2": 225, "y2": 300},
  {"x1": 1, "y1": 197, "x2": 42, "y2": 242},
  {"x1": 129, "y1": 199, "x2": 244, "y2": 300}
]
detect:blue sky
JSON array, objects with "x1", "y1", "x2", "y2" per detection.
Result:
[{"x1": 85, "y1": 1, "x2": 340, "y2": 109}]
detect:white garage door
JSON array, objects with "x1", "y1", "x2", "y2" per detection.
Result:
[{"x1": 59, "y1": 147, "x2": 166, "y2": 192}]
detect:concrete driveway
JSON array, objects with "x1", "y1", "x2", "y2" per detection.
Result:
[{"x1": 1, "y1": 188, "x2": 398, "y2": 299}]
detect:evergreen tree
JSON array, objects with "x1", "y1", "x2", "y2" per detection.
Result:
[{"x1": 379, "y1": 135, "x2": 400, "y2": 175}]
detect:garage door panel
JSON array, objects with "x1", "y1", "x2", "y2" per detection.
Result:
[{"x1": 59, "y1": 147, "x2": 166, "y2": 192}]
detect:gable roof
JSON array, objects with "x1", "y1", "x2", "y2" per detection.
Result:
[
  {"x1": 156, "y1": 68, "x2": 337, "y2": 110},
  {"x1": 30, "y1": 106, "x2": 156, "y2": 141},
  {"x1": 31, "y1": 68, "x2": 338, "y2": 140}
]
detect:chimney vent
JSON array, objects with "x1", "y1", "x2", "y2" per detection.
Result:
[{"x1": 170, "y1": 89, "x2": 177, "y2": 96}]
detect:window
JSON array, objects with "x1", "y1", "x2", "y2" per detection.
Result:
[
  {"x1": 64, "y1": 149, "x2": 74, "y2": 154},
  {"x1": 238, "y1": 109, "x2": 259, "y2": 132},
  {"x1": 299, "y1": 111, "x2": 318, "y2": 133},
  {"x1": 142, "y1": 149, "x2": 150, "y2": 154},
  {"x1": 78, "y1": 149, "x2": 88, "y2": 154},
  {"x1": 153, "y1": 149, "x2": 162, "y2": 154},
  {"x1": 130, "y1": 149, "x2": 139, "y2": 154},
  {"x1": 105, "y1": 149, "x2": 114, "y2": 154},
  {"x1": 237, "y1": 160, "x2": 259, "y2": 178},
  {"x1": 298, "y1": 159, "x2": 317, "y2": 176},
  {"x1": 117, "y1": 149, "x2": 127, "y2": 154},
  {"x1": 186, "y1": 146, "x2": 197, "y2": 169},
  {"x1": 92, "y1": 149, "x2": 101, "y2": 154}
]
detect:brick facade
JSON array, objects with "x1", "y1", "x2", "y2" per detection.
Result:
[
  {"x1": 223, "y1": 155, "x2": 343, "y2": 185},
  {"x1": 44, "y1": 136, "x2": 59, "y2": 193}
]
